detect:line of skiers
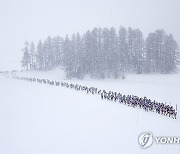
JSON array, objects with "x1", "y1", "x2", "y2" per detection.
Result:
[
  {"x1": 7, "y1": 75, "x2": 177, "y2": 119},
  {"x1": 12, "y1": 76, "x2": 100, "y2": 93},
  {"x1": 100, "y1": 90, "x2": 177, "y2": 119}
]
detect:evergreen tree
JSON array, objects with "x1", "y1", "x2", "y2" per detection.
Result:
[
  {"x1": 118, "y1": 27, "x2": 128, "y2": 73},
  {"x1": 21, "y1": 26, "x2": 179, "y2": 77},
  {"x1": 52, "y1": 36, "x2": 63, "y2": 67},
  {"x1": 21, "y1": 41, "x2": 30, "y2": 70},
  {"x1": 46, "y1": 36, "x2": 53, "y2": 69},
  {"x1": 163, "y1": 34, "x2": 179, "y2": 73},
  {"x1": 109, "y1": 27, "x2": 118, "y2": 78},
  {"x1": 133, "y1": 28, "x2": 144, "y2": 74},
  {"x1": 145, "y1": 33, "x2": 156, "y2": 73},
  {"x1": 63, "y1": 35, "x2": 74, "y2": 78},
  {"x1": 29, "y1": 42, "x2": 36, "y2": 69},
  {"x1": 96, "y1": 28, "x2": 104, "y2": 78},
  {"x1": 102, "y1": 28, "x2": 111, "y2": 77},
  {"x1": 36, "y1": 40, "x2": 44, "y2": 70},
  {"x1": 75, "y1": 33, "x2": 84, "y2": 79}
]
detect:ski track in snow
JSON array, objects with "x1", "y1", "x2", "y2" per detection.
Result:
[{"x1": 0, "y1": 70, "x2": 180, "y2": 154}]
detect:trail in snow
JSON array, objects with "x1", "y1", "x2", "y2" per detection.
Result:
[
  {"x1": 4, "y1": 72, "x2": 178, "y2": 120},
  {"x1": 0, "y1": 71, "x2": 180, "y2": 154}
]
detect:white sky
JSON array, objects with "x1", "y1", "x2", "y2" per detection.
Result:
[{"x1": 0, "y1": 0, "x2": 180, "y2": 70}]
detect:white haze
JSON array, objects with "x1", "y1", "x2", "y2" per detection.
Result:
[{"x1": 0, "y1": 0, "x2": 180, "y2": 70}]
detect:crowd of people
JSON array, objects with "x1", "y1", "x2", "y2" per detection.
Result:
[
  {"x1": 100, "y1": 91, "x2": 177, "y2": 119},
  {"x1": 0, "y1": 72, "x2": 177, "y2": 119}
]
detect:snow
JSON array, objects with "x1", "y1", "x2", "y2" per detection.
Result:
[{"x1": 0, "y1": 70, "x2": 180, "y2": 154}]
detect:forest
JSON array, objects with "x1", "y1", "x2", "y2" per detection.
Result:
[{"x1": 21, "y1": 27, "x2": 179, "y2": 79}]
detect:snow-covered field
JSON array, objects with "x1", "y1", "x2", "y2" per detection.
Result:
[{"x1": 0, "y1": 70, "x2": 180, "y2": 154}]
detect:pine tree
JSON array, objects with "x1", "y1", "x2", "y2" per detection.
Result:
[
  {"x1": 52, "y1": 36, "x2": 63, "y2": 67},
  {"x1": 21, "y1": 26, "x2": 180, "y2": 78},
  {"x1": 145, "y1": 33, "x2": 156, "y2": 73},
  {"x1": 90, "y1": 28, "x2": 98, "y2": 78},
  {"x1": 133, "y1": 28, "x2": 144, "y2": 74},
  {"x1": 21, "y1": 41, "x2": 30, "y2": 70},
  {"x1": 127, "y1": 27, "x2": 135, "y2": 72},
  {"x1": 46, "y1": 36, "x2": 54, "y2": 69},
  {"x1": 75, "y1": 33, "x2": 84, "y2": 79},
  {"x1": 97, "y1": 28, "x2": 104, "y2": 79},
  {"x1": 63, "y1": 35, "x2": 74, "y2": 78},
  {"x1": 118, "y1": 26, "x2": 128, "y2": 73},
  {"x1": 164, "y1": 34, "x2": 179, "y2": 73},
  {"x1": 84, "y1": 30, "x2": 92, "y2": 76},
  {"x1": 102, "y1": 28, "x2": 111, "y2": 77},
  {"x1": 29, "y1": 42, "x2": 36, "y2": 69},
  {"x1": 36, "y1": 40, "x2": 44, "y2": 70},
  {"x1": 109, "y1": 27, "x2": 118, "y2": 78}
]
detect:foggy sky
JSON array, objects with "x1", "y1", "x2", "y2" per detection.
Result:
[{"x1": 0, "y1": 0, "x2": 180, "y2": 70}]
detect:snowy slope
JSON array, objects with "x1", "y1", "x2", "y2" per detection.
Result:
[
  {"x1": 0, "y1": 72, "x2": 180, "y2": 154},
  {"x1": 17, "y1": 69, "x2": 180, "y2": 107}
]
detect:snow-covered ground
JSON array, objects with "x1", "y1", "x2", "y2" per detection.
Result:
[{"x1": 0, "y1": 70, "x2": 180, "y2": 154}]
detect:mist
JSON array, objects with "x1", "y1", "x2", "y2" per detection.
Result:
[{"x1": 0, "y1": 0, "x2": 180, "y2": 70}]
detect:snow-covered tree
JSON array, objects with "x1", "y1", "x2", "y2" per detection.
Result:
[
  {"x1": 36, "y1": 40, "x2": 44, "y2": 70},
  {"x1": 21, "y1": 41, "x2": 30, "y2": 70},
  {"x1": 21, "y1": 27, "x2": 180, "y2": 77},
  {"x1": 29, "y1": 42, "x2": 36, "y2": 69},
  {"x1": 118, "y1": 26, "x2": 128, "y2": 72}
]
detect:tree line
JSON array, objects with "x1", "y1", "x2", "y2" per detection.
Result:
[{"x1": 21, "y1": 27, "x2": 179, "y2": 79}]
